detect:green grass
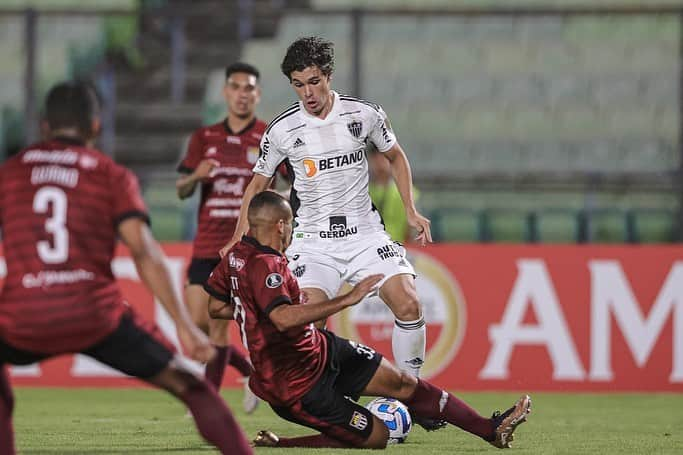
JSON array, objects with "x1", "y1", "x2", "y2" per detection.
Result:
[{"x1": 12, "y1": 388, "x2": 683, "y2": 454}]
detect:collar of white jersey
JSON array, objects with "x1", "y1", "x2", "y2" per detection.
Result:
[{"x1": 299, "y1": 90, "x2": 342, "y2": 124}]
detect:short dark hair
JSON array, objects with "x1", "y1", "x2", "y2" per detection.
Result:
[
  {"x1": 281, "y1": 36, "x2": 334, "y2": 81},
  {"x1": 248, "y1": 190, "x2": 291, "y2": 220},
  {"x1": 225, "y1": 62, "x2": 260, "y2": 81},
  {"x1": 45, "y1": 81, "x2": 100, "y2": 136}
]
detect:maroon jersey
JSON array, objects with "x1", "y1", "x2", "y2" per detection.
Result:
[
  {"x1": 0, "y1": 138, "x2": 149, "y2": 354},
  {"x1": 205, "y1": 236, "x2": 327, "y2": 406},
  {"x1": 178, "y1": 119, "x2": 266, "y2": 259}
]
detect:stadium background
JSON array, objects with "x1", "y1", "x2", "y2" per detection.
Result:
[{"x1": 0, "y1": 0, "x2": 681, "y2": 449}]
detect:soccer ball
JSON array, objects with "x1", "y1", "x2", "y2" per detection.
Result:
[{"x1": 365, "y1": 397, "x2": 412, "y2": 444}]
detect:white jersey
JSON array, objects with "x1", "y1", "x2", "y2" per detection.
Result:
[{"x1": 253, "y1": 91, "x2": 398, "y2": 239}]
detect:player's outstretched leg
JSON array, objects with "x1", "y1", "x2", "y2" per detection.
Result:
[
  {"x1": 0, "y1": 365, "x2": 16, "y2": 455},
  {"x1": 205, "y1": 317, "x2": 230, "y2": 391},
  {"x1": 403, "y1": 379, "x2": 531, "y2": 448},
  {"x1": 253, "y1": 408, "x2": 389, "y2": 450},
  {"x1": 224, "y1": 345, "x2": 259, "y2": 414},
  {"x1": 150, "y1": 366, "x2": 252, "y2": 455},
  {"x1": 226, "y1": 344, "x2": 253, "y2": 377},
  {"x1": 364, "y1": 358, "x2": 531, "y2": 448},
  {"x1": 253, "y1": 431, "x2": 350, "y2": 448}
]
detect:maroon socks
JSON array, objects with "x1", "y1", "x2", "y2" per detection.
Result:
[
  {"x1": 404, "y1": 379, "x2": 493, "y2": 440},
  {"x1": 205, "y1": 345, "x2": 253, "y2": 390},
  {"x1": 204, "y1": 345, "x2": 228, "y2": 390},
  {"x1": 0, "y1": 366, "x2": 16, "y2": 455},
  {"x1": 180, "y1": 380, "x2": 252, "y2": 455},
  {"x1": 226, "y1": 345, "x2": 253, "y2": 377}
]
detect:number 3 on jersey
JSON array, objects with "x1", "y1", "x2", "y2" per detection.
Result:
[{"x1": 32, "y1": 186, "x2": 69, "y2": 264}]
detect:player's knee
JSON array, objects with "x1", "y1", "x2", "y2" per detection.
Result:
[
  {"x1": 381, "y1": 279, "x2": 422, "y2": 321},
  {"x1": 391, "y1": 294, "x2": 422, "y2": 321},
  {"x1": 152, "y1": 364, "x2": 204, "y2": 396}
]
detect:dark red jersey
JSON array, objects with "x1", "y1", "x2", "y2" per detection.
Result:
[
  {"x1": 0, "y1": 138, "x2": 149, "y2": 354},
  {"x1": 178, "y1": 119, "x2": 266, "y2": 259},
  {"x1": 205, "y1": 236, "x2": 327, "y2": 406}
]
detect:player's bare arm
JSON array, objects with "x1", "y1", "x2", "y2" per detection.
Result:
[
  {"x1": 219, "y1": 173, "x2": 273, "y2": 257},
  {"x1": 208, "y1": 296, "x2": 235, "y2": 320},
  {"x1": 269, "y1": 274, "x2": 383, "y2": 331},
  {"x1": 176, "y1": 158, "x2": 220, "y2": 199},
  {"x1": 383, "y1": 144, "x2": 432, "y2": 245},
  {"x1": 118, "y1": 217, "x2": 215, "y2": 363}
]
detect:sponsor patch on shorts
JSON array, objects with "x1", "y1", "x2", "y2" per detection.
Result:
[{"x1": 349, "y1": 411, "x2": 368, "y2": 430}]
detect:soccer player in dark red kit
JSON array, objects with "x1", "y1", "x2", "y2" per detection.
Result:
[
  {"x1": 0, "y1": 82, "x2": 252, "y2": 455},
  {"x1": 206, "y1": 190, "x2": 532, "y2": 450},
  {"x1": 176, "y1": 62, "x2": 282, "y2": 412}
]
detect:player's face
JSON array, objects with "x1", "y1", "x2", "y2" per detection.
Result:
[
  {"x1": 290, "y1": 66, "x2": 332, "y2": 117},
  {"x1": 223, "y1": 72, "x2": 260, "y2": 119}
]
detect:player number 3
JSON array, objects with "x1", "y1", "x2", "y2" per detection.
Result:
[{"x1": 32, "y1": 186, "x2": 69, "y2": 264}]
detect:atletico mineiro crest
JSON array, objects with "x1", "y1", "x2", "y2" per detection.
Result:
[{"x1": 347, "y1": 120, "x2": 362, "y2": 138}]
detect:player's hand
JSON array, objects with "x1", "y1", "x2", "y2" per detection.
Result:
[
  {"x1": 408, "y1": 211, "x2": 432, "y2": 246},
  {"x1": 219, "y1": 237, "x2": 239, "y2": 258},
  {"x1": 347, "y1": 274, "x2": 384, "y2": 306},
  {"x1": 193, "y1": 159, "x2": 220, "y2": 181},
  {"x1": 177, "y1": 322, "x2": 216, "y2": 363}
]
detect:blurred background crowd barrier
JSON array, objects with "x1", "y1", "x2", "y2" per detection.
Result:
[{"x1": 0, "y1": 0, "x2": 681, "y2": 244}]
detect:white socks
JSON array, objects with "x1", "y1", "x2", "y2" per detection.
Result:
[{"x1": 392, "y1": 317, "x2": 426, "y2": 377}]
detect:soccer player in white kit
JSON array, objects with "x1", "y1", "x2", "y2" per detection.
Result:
[{"x1": 221, "y1": 38, "x2": 438, "y2": 427}]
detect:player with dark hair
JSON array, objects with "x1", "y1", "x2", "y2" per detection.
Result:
[
  {"x1": 176, "y1": 61, "x2": 282, "y2": 412},
  {"x1": 0, "y1": 81, "x2": 252, "y2": 455},
  {"x1": 207, "y1": 191, "x2": 531, "y2": 449},
  {"x1": 220, "y1": 36, "x2": 438, "y2": 427}
]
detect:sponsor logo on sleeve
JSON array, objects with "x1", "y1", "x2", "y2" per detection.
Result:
[
  {"x1": 265, "y1": 273, "x2": 283, "y2": 289},
  {"x1": 381, "y1": 121, "x2": 391, "y2": 143}
]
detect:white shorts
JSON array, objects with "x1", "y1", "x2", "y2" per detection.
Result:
[{"x1": 285, "y1": 230, "x2": 416, "y2": 298}]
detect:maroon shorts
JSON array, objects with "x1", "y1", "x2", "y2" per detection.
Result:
[{"x1": 0, "y1": 309, "x2": 175, "y2": 379}]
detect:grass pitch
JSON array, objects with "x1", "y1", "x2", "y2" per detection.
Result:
[{"x1": 12, "y1": 388, "x2": 682, "y2": 454}]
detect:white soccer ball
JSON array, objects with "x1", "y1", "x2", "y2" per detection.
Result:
[{"x1": 365, "y1": 397, "x2": 412, "y2": 444}]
